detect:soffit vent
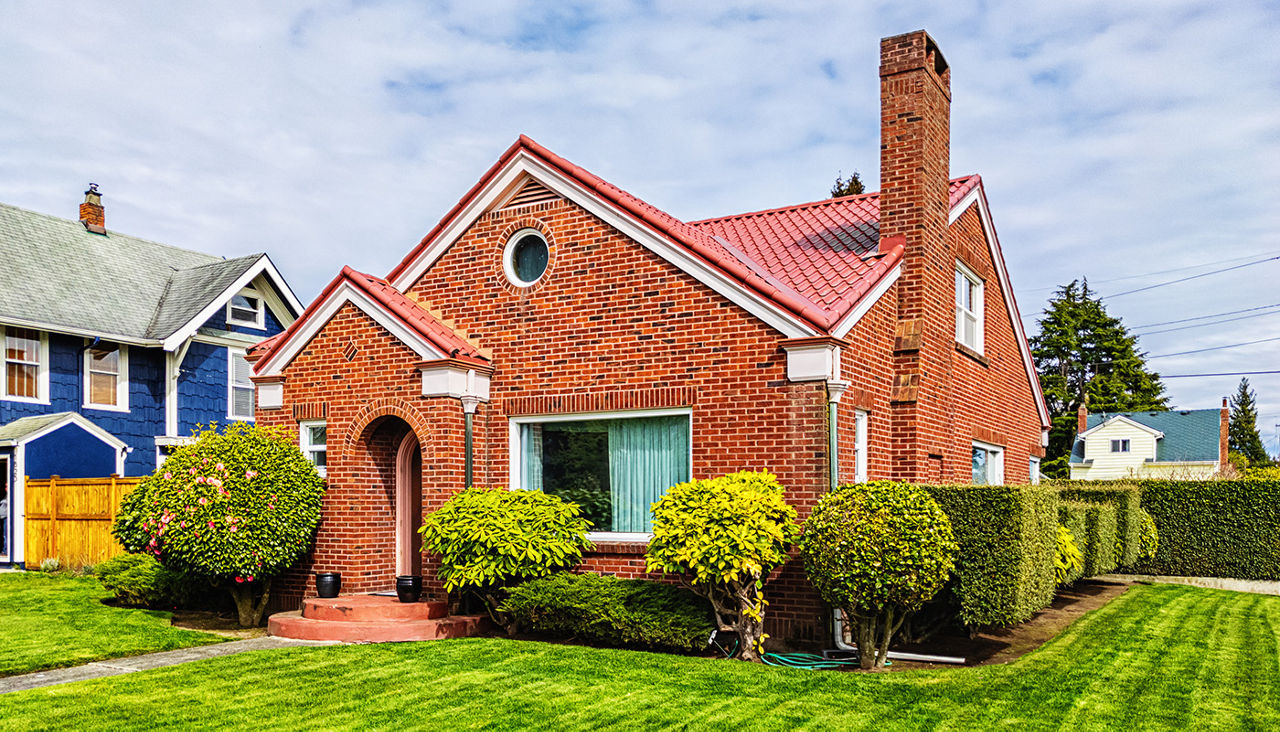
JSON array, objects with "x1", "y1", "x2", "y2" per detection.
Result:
[{"x1": 500, "y1": 179, "x2": 560, "y2": 210}]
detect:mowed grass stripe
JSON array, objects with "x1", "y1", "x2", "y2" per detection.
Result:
[{"x1": 2, "y1": 584, "x2": 1278, "y2": 730}]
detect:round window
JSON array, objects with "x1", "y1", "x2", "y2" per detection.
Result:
[{"x1": 504, "y1": 230, "x2": 550, "y2": 286}]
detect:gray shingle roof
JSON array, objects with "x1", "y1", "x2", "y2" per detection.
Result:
[
  {"x1": 0, "y1": 201, "x2": 264, "y2": 342},
  {"x1": 0, "y1": 412, "x2": 75, "y2": 444},
  {"x1": 1069, "y1": 408, "x2": 1223, "y2": 463}
]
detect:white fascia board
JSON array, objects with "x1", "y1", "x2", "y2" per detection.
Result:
[
  {"x1": 388, "y1": 152, "x2": 819, "y2": 339},
  {"x1": 831, "y1": 264, "x2": 901, "y2": 338},
  {"x1": 163, "y1": 256, "x2": 304, "y2": 352},
  {"x1": 16, "y1": 413, "x2": 129, "y2": 452},
  {"x1": 0, "y1": 317, "x2": 158, "y2": 347},
  {"x1": 1080, "y1": 415, "x2": 1165, "y2": 439},
  {"x1": 255, "y1": 282, "x2": 445, "y2": 377},
  {"x1": 949, "y1": 186, "x2": 1052, "y2": 429}
]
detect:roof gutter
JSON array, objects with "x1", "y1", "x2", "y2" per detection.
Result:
[{"x1": 0, "y1": 317, "x2": 160, "y2": 348}]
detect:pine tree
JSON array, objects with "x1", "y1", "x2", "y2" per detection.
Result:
[
  {"x1": 830, "y1": 171, "x2": 865, "y2": 197},
  {"x1": 1229, "y1": 377, "x2": 1271, "y2": 466},
  {"x1": 1030, "y1": 279, "x2": 1168, "y2": 477}
]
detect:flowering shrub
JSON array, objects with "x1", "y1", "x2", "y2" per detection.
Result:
[{"x1": 113, "y1": 423, "x2": 324, "y2": 626}]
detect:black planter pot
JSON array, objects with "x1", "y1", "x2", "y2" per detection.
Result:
[
  {"x1": 395, "y1": 575, "x2": 423, "y2": 604},
  {"x1": 315, "y1": 572, "x2": 342, "y2": 599}
]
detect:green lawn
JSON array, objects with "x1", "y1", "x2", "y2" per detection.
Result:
[
  {"x1": 0, "y1": 572, "x2": 224, "y2": 677},
  {"x1": 1, "y1": 583, "x2": 1277, "y2": 730}
]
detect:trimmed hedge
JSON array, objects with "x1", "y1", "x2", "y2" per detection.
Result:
[
  {"x1": 1058, "y1": 483, "x2": 1142, "y2": 567},
  {"x1": 500, "y1": 572, "x2": 714, "y2": 652},
  {"x1": 1058, "y1": 502, "x2": 1089, "y2": 584},
  {"x1": 1135, "y1": 480, "x2": 1280, "y2": 580},
  {"x1": 1081, "y1": 502, "x2": 1119, "y2": 577},
  {"x1": 923, "y1": 484, "x2": 1058, "y2": 627}
]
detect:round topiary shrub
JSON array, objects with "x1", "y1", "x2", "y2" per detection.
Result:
[
  {"x1": 645, "y1": 470, "x2": 799, "y2": 663},
  {"x1": 113, "y1": 423, "x2": 325, "y2": 626},
  {"x1": 799, "y1": 481, "x2": 957, "y2": 669},
  {"x1": 419, "y1": 486, "x2": 592, "y2": 631}
]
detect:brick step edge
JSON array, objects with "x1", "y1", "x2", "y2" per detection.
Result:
[{"x1": 267, "y1": 611, "x2": 492, "y2": 643}]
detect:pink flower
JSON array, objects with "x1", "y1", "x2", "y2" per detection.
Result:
[
  {"x1": 180, "y1": 521, "x2": 187, "y2": 528},
  {"x1": 235, "y1": 576, "x2": 245, "y2": 584},
  {"x1": 198, "y1": 497, "x2": 208, "y2": 505},
  {"x1": 245, "y1": 470, "x2": 258, "y2": 479},
  {"x1": 202, "y1": 458, "x2": 210, "y2": 464},
  {"x1": 195, "y1": 476, "x2": 206, "y2": 484},
  {"x1": 188, "y1": 467, "x2": 198, "y2": 475},
  {"x1": 215, "y1": 462, "x2": 224, "y2": 471},
  {"x1": 209, "y1": 478, "x2": 222, "y2": 487},
  {"x1": 268, "y1": 504, "x2": 275, "y2": 511},
  {"x1": 207, "y1": 521, "x2": 215, "y2": 528},
  {"x1": 247, "y1": 575, "x2": 254, "y2": 582},
  {"x1": 229, "y1": 526, "x2": 238, "y2": 533},
  {"x1": 164, "y1": 471, "x2": 172, "y2": 480}
]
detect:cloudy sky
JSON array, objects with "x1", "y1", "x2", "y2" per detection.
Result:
[{"x1": 3, "y1": 2, "x2": 1279, "y2": 452}]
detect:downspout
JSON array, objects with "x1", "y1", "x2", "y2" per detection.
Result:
[
  {"x1": 460, "y1": 395, "x2": 480, "y2": 488},
  {"x1": 825, "y1": 381, "x2": 849, "y2": 492}
]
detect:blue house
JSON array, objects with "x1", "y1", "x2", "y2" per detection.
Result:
[{"x1": 0, "y1": 186, "x2": 303, "y2": 565}]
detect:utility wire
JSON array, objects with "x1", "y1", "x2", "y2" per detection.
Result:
[
  {"x1": 1103, "y1": 255, "x2": 1280, "y2": 299},
  {"x1": 1161, "y1": 370, "x2": 1280, "y2": 378},
  {"x1": 1147, "y1": 334, "x2": 1280, "y2": 359},
  {"x1": 1133, "y1": 309, "x2": 1280, "y2": 336},
  {"x1": 1022, "y1": 247, "x2": 1280, "y2": 293},
  {"x1": 1132, "y1": 302, "x2": 1280, "y2": 330}
]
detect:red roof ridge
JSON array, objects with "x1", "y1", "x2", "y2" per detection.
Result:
[{"x1": 689, "y1": 174, "x2": 980, "y2": 225}]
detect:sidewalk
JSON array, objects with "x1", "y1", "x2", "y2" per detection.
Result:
[
  {"x1": 0, "y1": 637, "x2": 336, "y2": 695},
  {"x1": 1101, "y1": 573, "x2": 1280, "y2": 596}
]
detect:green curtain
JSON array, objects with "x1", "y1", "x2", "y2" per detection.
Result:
[
  {"x1": 608, "y1": 416, "x2": 689, "y2": 533},
  {"x1": 521, "y1": 424, "x2": 543, "y2": 491}
]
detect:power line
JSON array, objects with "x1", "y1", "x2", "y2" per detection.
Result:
[
  {"x1": 1103, "y1": 255, "x2": 1280, "y2": 299},
  {"x1": 1161, "y1": 370, "x2": 1280, "y2": 378},
  {"x1": 1132, "y1": 302, "x2": 1280, "y2": 330},
  {"x1": 1133, "y1": 309, "x2": 1280, "y2": 336},
  {"x1": 1022, "y1": 247, "x2": 1280, "y2": 293},
  {"x1": 1148, "y1": 334, "x2": 1280, "y2": 359}
]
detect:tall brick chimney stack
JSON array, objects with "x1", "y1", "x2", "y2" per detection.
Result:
[
  {"x1": 1078, "y1": 403, "x2": 1089, "y2": 435},
  {"x1": 881, "y1": 30, "x2": 953, "y2": 481},
  {"x1": 80, "y1": 183, "x2": 105, "y2": 234},
  {"x1": 1220, "y1": 396, "x2": 1230, "y2": 466}
]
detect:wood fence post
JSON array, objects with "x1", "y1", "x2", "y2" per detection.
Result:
[{"x1": 48, "y1": 475, "x2": 59, "y2": 563}]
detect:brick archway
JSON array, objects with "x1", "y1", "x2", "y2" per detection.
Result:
[{"x1": 342, "y1": 397, "x2": 433, "y2": 460}]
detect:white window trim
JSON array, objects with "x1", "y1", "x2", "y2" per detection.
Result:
[
  {"x1": 1029, "y1": 457, "x2": 1041, "y2": 485},
  {"x1": 972, "y1": 440, "x2": 1005, "y2": 485},
  {"x1": 0, "y1": 453, "x2": 10, "y2": 562},
  {"x1": 226, "y1": 288, "x2": 266, "y2": 329},
  {"x1": 300, "y1": 419, "x2": 327, "y2": 477},
  {"x1": 1, "y1": 326, "x2": 50, "y2": 405},
  {"x1": 83, "y1": 342, "x2": 129, "y2": 412},
  {"x1": 507, "y1": 407, "x2": 693, "y2": 542},
  {"x1": 955, "y1": 261, "x2": 985, "y2": 354},
  {"x1": 1111, "y1": 438, "x2": 1131, "y2": 453},
  {"x1": 854, "y1": 409, "x2": 869, "y2": 483},
  {"x1": 227, "y1": 348, "x2": 255, "y2": 421},
  {"x1": 502, "y1": 228, "x2": 550, "y2": 287}
]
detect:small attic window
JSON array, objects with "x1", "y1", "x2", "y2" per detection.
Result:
[
  {"x1": 228, "y1": 289, "x2": 265, "y2": 329},
  {"x1": 503, "y1": 229, "x2": 550, "y2": 287}
]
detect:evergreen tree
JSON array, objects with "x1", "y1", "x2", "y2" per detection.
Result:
[
  {"x1": 830, "y1": 170, "x2": 865, "y2": 197},
  {"x1": 1229, "y1": 377, "x2": 1271, "y2": 466},
  {"x1": 1030, "y1": 280, "x2": 1168, "y2": 477}
]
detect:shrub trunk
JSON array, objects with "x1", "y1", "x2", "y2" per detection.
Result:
[
  {"x1": 229, "y1": 579, "x2": 272, "y2": 627},
  {"x1": 847, "y1": 605, "x2": 905, "y2": 670}
]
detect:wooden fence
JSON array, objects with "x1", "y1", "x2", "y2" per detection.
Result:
[{"x1": 24, "y1": 475, "x2": 143, "y2": 568}]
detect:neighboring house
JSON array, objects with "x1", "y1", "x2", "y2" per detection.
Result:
[
  {"x1": 1068, "y1": 401, "x2": 1228, "y2": 480},
  {"x1": 250, "y1": 30, "x2": 1050, "y2": 642},
  {"x1": 0, "y1": 186, "x2": 303, "y2": 566}
]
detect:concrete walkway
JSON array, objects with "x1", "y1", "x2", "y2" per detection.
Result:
[
  {"x1": 1101, "y1": 574, "x2": 1280, "y2": 596},
  {"x1": 0, "y1": 637, "x2": 336, "y2": 695}
]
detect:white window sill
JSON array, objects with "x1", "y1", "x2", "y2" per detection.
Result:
[
  {"x1": 2, "y1": 395, "x2": 48, "y2": 405},
  {"x1": 84, "y1": 403, "x2": 129, "y2": 413},
  {"x1": 586, "y1": 532, "x2": 652, "y2": 543},
  {"x1": 226, "y1": 415, "x2": 256, "y2": 423},
  {"x1": 227, "y1": 320, "x2": 266, "y2": 330}
]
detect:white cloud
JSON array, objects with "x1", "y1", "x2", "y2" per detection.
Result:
[{"x1": 2, "y1": 1, "x2": 1278, "y2": 447}]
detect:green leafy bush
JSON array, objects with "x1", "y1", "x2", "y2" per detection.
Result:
[
  {"x1": 95, "y1": 554, "x2": 181, "y2": 607},
  {"x1": 1054, "y1": 525, "x2": 1084, "y2": 585},
  {"x1": 1058, "y1": 484, "x2": 1142, "y2": 567},
  {"x1": 1136, "y1": 508, "x2": 1158, "y2": 561},
  {"x1": 1058, "y1": 501, "x2": 1090, "y2": 583},
  {"x1": 113, "y1": 423, "x2": 325, "y2": 626},
  {"x1": 1135, "y1": 480, "x2": 1280, "y2": 579},
  {"x1": 419, "y1": 486, "x2": 592, "y2": 631},
  {"x1": 1079, "y1": 502, "x2": 1119, "y2": 576},
  {"x1": 800, "y1": 481, "x2": 956, "y2": 669},
  {"x1": 922, "y1": 484, "x2": 1058, "y2": 627},
  {"x1": 500, "y1": 572, "x2": 714, "y2": 652},
  {"x1": 646, "y1": 471, "x2": 799, "y2": 663}
]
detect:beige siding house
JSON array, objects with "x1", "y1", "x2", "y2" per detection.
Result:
[{"x1": 1069, "y1": 402, "x2": 1227, "y2": 481}]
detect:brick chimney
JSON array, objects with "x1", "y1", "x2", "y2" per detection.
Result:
[
  {"x1": 1077, "y1": 403, "x2": 1089, "y2": 435},
  {"x1": 1220, "y1": 396, "x2": 1229, "y2": 465},
  {"x1": 882, "y1": 30, "x2": 953, "y2": 481},
  {"x1": 80, "y1": 183, "x2": 105, "y2": 234}
]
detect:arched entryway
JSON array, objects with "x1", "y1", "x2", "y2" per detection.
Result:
[{"x1": 395, "y1": 433, "x2": 423, "y2": 576}]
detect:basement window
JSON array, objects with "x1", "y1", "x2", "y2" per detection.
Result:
[
  {"x1": 955, "y1": 262, "x2": 984, "y2": 353},
  {"x1": 513, "y1": 411, "x2": 690, "y2": 537}
]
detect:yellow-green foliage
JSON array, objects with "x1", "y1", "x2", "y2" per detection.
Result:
[
  {"x1": 645, "y1": 471, "x2": 798, "y2": 587},
  {"x1": 1054, "y1": 525, "x2": 1084, "y2": 585},
  {"x1": 1137, "y1": 508, "x2": 1158, "y2": 560},
  {"x1": 419, "y1": 487, "x2": 592, "y2": 593},
  {"x1": 800, "y1": 481, "x2": 957, "y2": 614},
  {"x1": 1057, "y1": 483, "x2": 1142, "y2": 567}
]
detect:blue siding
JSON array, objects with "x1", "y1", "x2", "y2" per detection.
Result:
[
  {"x1": 25, "y1": 423, "x2": 116, "y2": 479},
  {"x1": 201, "y1": 295, "x2": 286, "y2": 336}
]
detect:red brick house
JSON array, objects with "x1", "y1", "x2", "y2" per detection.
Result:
[{"x1": 251, "y1": 30, "x2": 1050, "y2": 643}]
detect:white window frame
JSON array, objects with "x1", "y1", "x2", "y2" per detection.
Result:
[
  {"x1": 83, "y1": 342, "x2": 129, "y2": 412},
  {"x1": 507, "y1": 407, "x2": 693, "y2": 542},
  {"x1": 226, "y1": 288, "x2": 266, "y2": 329},
  {"x1": 853, "y1": 409, "x2": 869, "y2": 483},
  {"x1": 1111, "y1": 439, "x2": 1131, "y2": 453},
  {"x1": 955, "y1": 261, "x2": 985, "y2": 354},
  {"x1": 227, "y1": 348, "x2": 255, "y2": 421},
  {"x1": 502, "y1": 228, "x2": 551, "y2": 287},
  {"x1": 1029, "y1": 457, "x2": 1041, "y2": 485},
  {"x1": 971, "y1": 440, "x2": 1004, "y2": 485},
  {"x1": 1, "y1": 326, "x2": 50, "y2": 404},
  {"x1": 0, "y1": 453, "x2": 10, "y2": 562},
  {"x1": 300, "y1": 420, "x2": 327, "y2": 477}
]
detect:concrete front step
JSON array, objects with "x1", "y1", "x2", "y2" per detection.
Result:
[
  {"x1": 268, "y1": 611, "x2": 490, "y2": 643},
  {"x1": 302, "y1": 595, "x2": 448, "y2": 622}
]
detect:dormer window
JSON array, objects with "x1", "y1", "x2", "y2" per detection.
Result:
[
  {"x1": 955, "y1": 262, "x2": 984, "y2": 353},
  {"x1": 228, "y1": 289, "x2": 265, "y2": 329}
]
